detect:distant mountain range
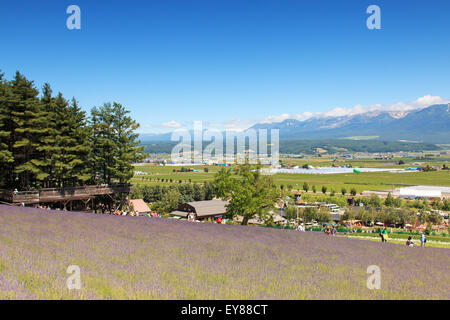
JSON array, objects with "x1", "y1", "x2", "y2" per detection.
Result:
[
  {"x1": 140, "y1": 104, "x2": 450, "y2": 145},
  {"x1": 250, "y1": 104, "x2": 450, "y2": 144}
]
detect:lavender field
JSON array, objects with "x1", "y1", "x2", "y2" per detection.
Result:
[{"x1": 0, "y1": 205, "x2": 448, "y2": 300}]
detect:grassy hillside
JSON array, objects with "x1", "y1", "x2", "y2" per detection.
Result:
[{"x1": 0, "y1": 205, "x2": 449, "y2": 299}]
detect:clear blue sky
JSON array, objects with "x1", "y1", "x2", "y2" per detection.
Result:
[{"x1": 1, "y1": 0, "x2": 449, "y2": 132}]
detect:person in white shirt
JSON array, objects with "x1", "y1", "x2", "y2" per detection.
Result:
[{"x1": 406, "y1": 236, "x2": 414, "y2": 247}]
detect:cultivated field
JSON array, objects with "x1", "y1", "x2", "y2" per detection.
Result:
[
  {"x1": 0, "y1": 205, "x2": 449, "y2": 299},
  {"x1": 132, "y1": 158, "x2": 450, "y2": 193}
]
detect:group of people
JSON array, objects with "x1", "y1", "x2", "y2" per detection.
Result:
[
  {"x1": 380, "y1": 226, "x2": 428, "y2": 247},
  {"x1": 324, "y1": 225, "x2": 337, "y2": 236},
  {"x1": 405, "y1": 232, "x2": 427, "y2": 247},
  {"x1": 379, "y1": 227, "x2": 389, "y2": 242},
  {"x1": 113, "y1": 210, "x2": 140, "y2": 216}
]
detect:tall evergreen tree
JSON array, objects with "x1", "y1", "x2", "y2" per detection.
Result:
[
  {"x1": 110, "y1": 102, "x2": 145, "y2": 183},
  {"x1": 50, "y1": 92, "x2": 72, "y2": 187},
  {"x1": 10, "y1": 72, "x2": 48, "y2": 189},
  {"x1": 90, "y1": 104, "x2": 116, "y2": 184},
  {"x1": 38, "y1": 83, "x2": 58, "y2": 187},
  {"x1": 0, "y1": 71, "x2": 142, "y2": 192},
  {"x1": 0, "y1": 72, "x2": 14, "y2": 187},
  {"x1": 66, "y1": 97, "x2": 92, "y2": 186},
  {"x1": 90, "y1": 102, "x2": 144, "y2": 184}
]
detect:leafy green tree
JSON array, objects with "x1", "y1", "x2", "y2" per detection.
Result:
[
  {"x1": 419, "y1": 211, "x2": 429, "y2": 224},
  {"x1": 443, "y1": 199, "x2": 450, "y2": 211},
  {"x1": 152, "y1": 188, "x2": 181, "y2": 214},
  {"x1": 423, "y1": 198, "x2": 431, "y2": 211},
  {"x1": 316, "y1": 207, "x2": 331, "y2": 223},
  {"x1": 321, "y1": 185, "x2": 327, "y2": 194},
  {"x1": 427, "y1": 211, "x2": 443, "y2": 225},
  {"x1": 393, "y1": 197, "x2": 403, "y2": 208},
  {"x1": 397, "y1": 209, "x2": 417, "y2": 227},
  {"x1": 432, "y1": 198, "x2": 442, "y2": 210},
  {"x1": 341, "y1": 187, "x2": 347, "y2": 195},
  {"x1": 342, "y1": 208, "x2": 356, "y2": 222},
  {"x1": 302, "y1": 182, "x2": 309, "y2": 192},
  {"x1": 384, "y1": 193, "x2": 395, "y2": 207},
  {"x1": 193, "y1": 183, "x2": 204, "y2": 201},
  {"x1": 425, "y1": 223, "x2": 432, "y2": 236},
  {"x1": 284, "y1": 206, "x2": 298, "y2": 221},
  {"x1": 350, "y1": 188, "x2": 357, "y2": 196},
  {"x1": 214, "y1": 161, "x2": 279, "y2": 225},
  {"x1": 300, "y1": 207, "x2": 318, "y2": 223},
  {"x1": 312, "y1": 185, "x2": 316, "y2": 193},
  {"x1": 369, "y1": 194, "x2": 382, "y2": 208},
  {"x1": 203, "y1": 181, "x2": 217, "y2": 200}
]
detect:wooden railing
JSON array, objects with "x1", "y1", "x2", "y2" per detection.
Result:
[{"x1": 0, "y1": 184, "x2": 133, "y2": 204}]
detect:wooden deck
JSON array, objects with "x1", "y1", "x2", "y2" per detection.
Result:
[{"x1": 0, "y1": 184, "x2": 133, "y2": 205}]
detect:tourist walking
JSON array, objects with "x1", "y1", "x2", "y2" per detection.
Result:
[
  {"x1": 420, "y1": 232, "x2": 426, "y2": 247},
  {"x1": 380, "y1": 227, "x2": 388, "y2": 243}
]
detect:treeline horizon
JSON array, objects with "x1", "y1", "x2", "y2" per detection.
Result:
[
  {"x1": 0, "y1": 70, "x2": 144, "y2": 190},
  {"x1": 138, "y1": 139, "x2": 440, "y2": 155}
]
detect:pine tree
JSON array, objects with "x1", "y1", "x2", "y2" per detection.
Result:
[
  {"x1": 38, "y1": 83, "x2": 58, "y2": 187},
  {"x1": 0, "y1": 72, "x2": 14, "y2": 187},
  {"x1": 66, "y1": 98, "x2": 92, "y2": 186},
  {"x1": 90, "y1": 104, "x2": 116, "y2": 184},
  {"x1": 90, "y1": 102, "x2": 144, "y2": 185},
  {"x1": 51, "y1": 92, "x2": 73, "y2": 187},
  {"x1": 0, "y1": 71, "x2": 142, "y2": 193},
  {"x1": 110, "y1": 102, "x2": 145, "y2": 183},
  {"x1": 10, "y1": 72, "x2": 48, "y2": 189}
]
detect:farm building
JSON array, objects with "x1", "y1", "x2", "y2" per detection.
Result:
[
  {"x1": 330, "y1": 213, "x2": 343, "y2": 223},
  {"x1": 362, "y1": 185, "x2": 450, "y2": 200},
  {"x1": 129, "y1": 199, "x2": 151, "y2": 215},
  {"x1": 170, "y1": 199, "x2": 229, "y2": 220}
]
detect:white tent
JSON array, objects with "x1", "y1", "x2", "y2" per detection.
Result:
[{"x1": 399, "y1": 186, "x2": 442, "y2": 198}]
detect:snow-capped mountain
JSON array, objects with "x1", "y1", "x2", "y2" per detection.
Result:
[{"x1": 250, "y1": 104, "x2": 450, "y2": 143}]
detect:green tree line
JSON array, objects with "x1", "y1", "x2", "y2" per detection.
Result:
[
  {"x1": 0, "y1": 71, "x2": 144, "y2": 190},
  {"x1": 130, "y1": 182, "x2": 217, "y2": 213}
]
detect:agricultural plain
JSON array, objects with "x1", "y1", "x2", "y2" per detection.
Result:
[{"x1": 132, "y1": 157, "x2": 450, "y2": 193}]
